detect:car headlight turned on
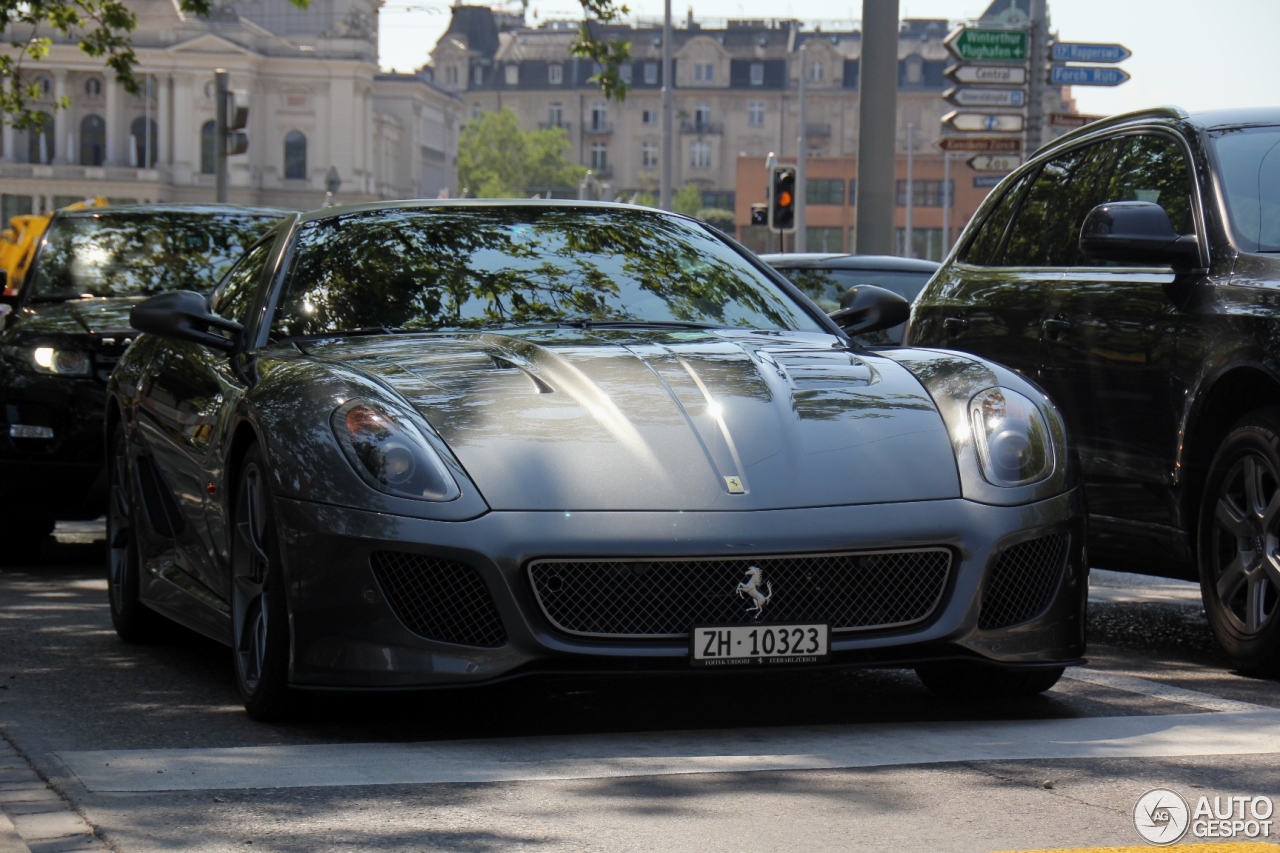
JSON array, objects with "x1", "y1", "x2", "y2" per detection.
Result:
[
  {"x1": 969, "y1": 387, "x2": 1054, "y2": 487},
  {"x1": 331, "y1": 399, "x2": 460, "y2": 501},
  {"x1": 31, "y1": 346, "x2": 91, "y2": 376}
]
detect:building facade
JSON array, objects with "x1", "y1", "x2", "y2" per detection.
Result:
[{"x1": 0, "y1": 0, "x2": 460, "y2": 224}]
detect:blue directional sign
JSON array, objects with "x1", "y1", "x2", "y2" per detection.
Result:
[
  {"x1": 1051, "y1": 42, "x2": 1132, "y2": 64},
  {"x1": 1050, "y1": 65, "x2": 1131, "y2": 87}
]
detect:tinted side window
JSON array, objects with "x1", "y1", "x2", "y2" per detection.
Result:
[
  {"x1": 958, "y1": 171, "x2": 1032, "y2": 265},
  {"x1": 1102, "y1": 134, "x2": 1196, "y2": 236},
  {"x1": 1000, "y1": 140, "x2": 1119, "y2": 267},
  {"x1": 210, "y1": 241, "x2": 273, "y2": 324}
]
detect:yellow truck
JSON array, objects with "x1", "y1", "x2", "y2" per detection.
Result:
[{"x1": 0, "y1": 197, "x2": 108, "y2": 295}]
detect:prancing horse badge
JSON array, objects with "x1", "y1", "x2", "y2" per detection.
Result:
[{"x1": 724, "y1": 476, "x2": 745, "y2": 494}]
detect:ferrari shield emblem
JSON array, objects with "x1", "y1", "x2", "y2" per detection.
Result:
[{"x1": 724, "y1": 476, "x2": 745, "y2": 494}]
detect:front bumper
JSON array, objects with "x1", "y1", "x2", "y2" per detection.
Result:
[{"x1": 272, "y1": 488, "x2": 1086, "y2": 689}]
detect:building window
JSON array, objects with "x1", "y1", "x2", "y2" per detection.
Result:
[
  {"x1": 702, "y1": 191, "x2": 734, "y2": 209},
  {"x1": 904, "y1": 55, "x2": 923, "y2": 86},
  {"x1": 808, "y1": 62, "x2": 824, "y2": 82},
  {"x1": 642, "y1": 108, "x2": 659, "y2": 125},
  {"x1": 748, "y1": 101, "x2": 764, "y2": 126},
  {"x1": 590, "y1": 102, "x2": 608, "y2": 132},
  {"x1": 848, "y1": 179, "x2": 858, "y2": 202},
  {"x1": 504, "y1": 64, "x2": 519, "y2": 86},
  {"x1": 284, "y1": 130, "x2": 307, "y2": 180},
  {"x1": 694, "y1": 105, "x2": 712, "y2": 128},
  {"x1": 79, "y1": 115, "x2": 105, "y2": 166},
  {"x1": 34, "y1": 76, "x2": 51, "y2": 99},
  {"x1": 750, "y1": 62, "x2": 764, "y2": 86},
  {"x1": 806, "y1": 178, "x2": 844, "y2": 205},
  {"x1": 130, "y1": 116, "x2": 157, "y2": 168},
  {"x1": 643, "y1": 62, "x2": 658, "y2": 84},
  {"x1": 896, "y1": 179, "x2": 954, "y2": 207},
  {"x1": 620, "y1": 64, "x2": 632, "y2": 84},
  {"x1": 641, "y1": 142, "x2": 658, "y2": 169},
  {"x1": 83, "y1": 77, "x2": 103, "y2": 98},
  {"x1": 807, "y1": 227, "x2": 844, "y2": 252},
  {"x1": 25, "y1": 114, "x2": 53, "y2": 163},
  {"x1": 547, "y1": 103, "x2": 563, "y2": 128},
  {"x1": 590, "y1": 142, "x2": 608, "y2": 172},
  {"x1": 691, "y1": 141, "x2": 711, "y2": 169},
  {"x1": 473, "y1": 65, "x2": 484, "y2": 86},
  {"x1": 896, "y1": 228, "x2": 944, "y2": 260},
  {"x1": 200, "y1": 119, "x2": 216, "y2": 174},
  {"x1": 472, "y1": 102, "x2": 483, "y2": 119},
  {"x1": 444, "y1": 66, "x2": 458, "y2": 85},
  {"x1": 693, "y1": 63, "x2": 714, "y2": 83},
  {"x1": 548, "y1": 63, "x2": 563, "y2": 85},
  {"x1": 1, "y1": 194, "x2": 33, "y2": 229}
]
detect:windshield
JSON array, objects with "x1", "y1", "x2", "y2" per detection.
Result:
[
  {"x1": 271, "y1": 206, "x2": 822, "y2": 338},
  {"x1": 25, "y1": 210, "x2": 284, "y2": 300},
  {"x1": 1211, "y1": 126, "x2": 1280, "y2": 252}
]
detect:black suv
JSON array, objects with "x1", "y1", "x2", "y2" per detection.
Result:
[
  {"x1": 0, "y1": 204, "x2": 288, "y2": 557},
  {"x1": 908, "y1": 106, "x2": 1280, "y2": 672}
]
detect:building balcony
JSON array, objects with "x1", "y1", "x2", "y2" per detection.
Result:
[
  {"x1": 583, "y1": 121, "x2": 613, "y2": 135},
  {"x1": 680, "y1": 121, "x2": 724, "y2": 134},
  {"x1": 587, "y1": 165, "x2": 613, "y2": 178},
  {"x1": 539, "y1": 121, "x2": 571, "y2": 132},
  {"x1": 805, "y1": 123, "x2": 833, "y2": 138},
  {"x1": 0, "y1": 162, "x2": 167, "y2": 182}
]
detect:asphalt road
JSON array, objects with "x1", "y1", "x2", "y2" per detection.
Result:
[{"x1": 3, "y1": 522, "x2": 1280, "y2": 852}]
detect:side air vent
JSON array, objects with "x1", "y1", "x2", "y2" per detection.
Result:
[
  {"x1": 370, "y1": 551, "x2": 507, "y2": 647},
  {"x1": 134, "y1": 455, "x2": 186, "y2": 538},
  {"x1": 979, "y1": 533, "x2": 1069, "y2": 630}
]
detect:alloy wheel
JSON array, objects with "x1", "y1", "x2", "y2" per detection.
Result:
[{"x1": 1209, "y1": 453, "x2": 1280, "y2": 636}]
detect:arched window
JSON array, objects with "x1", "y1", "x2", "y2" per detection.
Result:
[
  {"x1": 80, "y1": 115, "x2": 105, "y2": 166},
  {"x1": 284, "y1": 130, "x2": 306, "y2": 180},
  {"x1": 131, "y1": 116, "x2": 157, "y2": 168},
  {"x1": 84, "y1": 77, "x2": 103, "y2": 97},
  {"x1": 27, "y1": 114, "x2": 54, "y2": 164},
  {"x1": 200, "y1": 120, "x2": 216, "y2": 174}
]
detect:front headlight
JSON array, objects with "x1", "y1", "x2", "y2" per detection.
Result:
[
  {"x1": 31, "y1": 346, "x2": 91, "y2": 376},
  {"x1": 969, "y1": 387, "x2": 1054, "y2": 487},
  {"x1": 331, "y1": 399, "x2": 460, "y2": 502}
]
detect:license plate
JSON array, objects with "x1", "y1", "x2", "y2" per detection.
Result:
[{"x1": 690, "y1": 624, "x2": 829, "y2": 667}]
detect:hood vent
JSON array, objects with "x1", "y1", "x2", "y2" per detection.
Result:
[
  {"x1": 490, "y1": 354, "x2": 554, "y2": 394},
  {"x1": 762, "y1": 350, "x2": 878, "y2": 391}
]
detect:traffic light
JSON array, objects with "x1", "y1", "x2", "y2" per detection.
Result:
[
  {"x1": 750, "y1": 203, "x2": 768, "y2": 226},
  {"x1": 226, "y1": 89, "x2": 249, "y2": 155},
  {"x1": 769, "y1": 165, "x2": 796, "y2": 233}
]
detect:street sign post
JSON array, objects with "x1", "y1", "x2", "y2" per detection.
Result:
[
  {"x1": 967, "y1": 154, "x2": 1022, "y2": 172},
  {"x1": 945, "y1": 28, "x2": 1029, "y2": 62},
  {"x1": 1049, "y1": 112, "x2": 1103, "y2": 129},
  {"x1": 1050, "y1": 42, "x2": 1131, "y2": 63},
  {"x1": 943, "y1": 111, "x2": 1025, "y2": 133},
  {"x1": 937, "y1": 137, "x2": 1022, "y2": 152},
  {"x1": 1050, "y1": 65, "x2": 1131, "y2": 86},
  {"x1": 945, "y1": 87, "x2": 1026, "y2": 108},
  {"x1": 945, "y1": 64, "x2": 1028, "y2": 86}
]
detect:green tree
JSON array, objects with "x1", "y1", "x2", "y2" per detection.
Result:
[
  {"x1": 672, "y1": 184, "x2": 703, "y2": 217},
  {"x1": 631, "y1": 190, "x2": 657, "y2": 208},
  {"x1": 457, "y1": 108, "x2": 586, "y2": 198}
]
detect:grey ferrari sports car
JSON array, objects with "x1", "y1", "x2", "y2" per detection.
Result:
[{"x1": 110, "y1": 201, "x2": 1085, "y2": 719}]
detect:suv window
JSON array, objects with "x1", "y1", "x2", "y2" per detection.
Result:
[
  {"x1": 210, "y1": 240, "x2": 273, "y2": 325},
  {"x1": 999, "y1": 140, "x2": 1119, "y2": 267},
  {"x1": 958, "y1": 171, "x2": 1032, "y2": 265},
  {"x1": 1101, "y1": 133, "x2": 1196, "y2": 236}
]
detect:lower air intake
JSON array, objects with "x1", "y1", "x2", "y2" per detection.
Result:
[
  {"x1": 979, "y1": 533, "x2": 1069, "y2": 630},
  {"x1": 370, "y1": 551, "x2": 506, "y2": 647}
]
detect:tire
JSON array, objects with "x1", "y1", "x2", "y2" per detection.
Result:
[
  {"x1": 230, "y1": 445, "x2": 296, "y2": 721},
  {"x1": 915, "y1": 661, "x2": 1064, "y2": 701},
  {"x1": 1197, "y1": 407, "x2": 1280, "y2": 675},
  {"x1": 106, "y1": 426, "x2": 167, "y2": 643},
  {"x1": 0, "y1": 515, "x2": 54, "y2": 565}
]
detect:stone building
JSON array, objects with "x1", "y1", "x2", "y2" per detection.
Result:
[{"x1": 0, "y1": 0, "x2": 460, "y2": 224}]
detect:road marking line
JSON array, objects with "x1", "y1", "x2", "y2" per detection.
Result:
[
  {"x1": 56, "y1": 708, "x2": 1280, "y2": 792},
  {"x1": 1062, "y1": 669, "x2": 1268, "y2": 713}
]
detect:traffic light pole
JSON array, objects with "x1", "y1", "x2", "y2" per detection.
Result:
[
  {"x1": 794, "y1": 43, "x2": 807, "y2": 254},
  {"x1": 215, "y1": 68, "x2": 229, "y2": 203}
]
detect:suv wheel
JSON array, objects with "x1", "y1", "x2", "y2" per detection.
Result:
[{"x1": 1198, "y1": 408, "x2": 1280, "y2": 675}]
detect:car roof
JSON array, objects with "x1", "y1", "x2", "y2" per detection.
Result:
[
  {"x1": 57, "y1": 203, "x2": 295, "y2": 219},
  {"x1": 294, "y1": 198, "x2": 688, "y2": 225},
  {"x1": 1038, "y1": 105, "x2": 1280, "y2": 157},
  {"x1": 758, "y1": 253, "x2": 940, "y2": 273}
]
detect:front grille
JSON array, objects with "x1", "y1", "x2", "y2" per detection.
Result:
[
  {"x1": 979, "y1": 533, "x2": 1069, "y2": 630},
  {"x1": 371, "y1": 552, "x2": 506, "y2": 647},
  {"x1": 528, "y1": 549, "x2": 953, "y2": 638}
]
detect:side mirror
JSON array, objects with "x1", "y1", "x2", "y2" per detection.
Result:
[
  {"x1": 1079, "y1": 201, "x2": 1200, "y2": 268},
  {"x1": 827, "y1": 285, "x2": 911, "y2": 336},
  {"x1": 130, "y1": 290, "x2": 243, "y2": 353}
]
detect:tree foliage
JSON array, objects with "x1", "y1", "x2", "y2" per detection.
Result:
[
  {"x1": 571, "y1": 0, "x2": 631, "y2": 100},
  {"x1": 671, "y1": 184, "x2": 703, "y2": 217},
  {"x1": 456, "y1": 109, "x2": 587, "y2": 198}
]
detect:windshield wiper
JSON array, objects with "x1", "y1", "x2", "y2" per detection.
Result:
[{"x1": 554, "y1": 318, "x2": 719, "y2": 330}]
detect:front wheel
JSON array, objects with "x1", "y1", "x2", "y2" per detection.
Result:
[
  {"x1": 915, "y1": 662, "x2": 1064, "y2": 701},
  {"x1": 231, "y1": 445, "x2": 295, "y2": 721},
  {"x1": 1197, "y1": 408, "x2": 1280, "y2": 675}
]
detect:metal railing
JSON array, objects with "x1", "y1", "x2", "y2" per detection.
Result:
[{"x1": 680, "y1": 120, "x2": 724, "y2": 134}]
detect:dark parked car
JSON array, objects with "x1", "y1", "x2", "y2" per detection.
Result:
[
  {"x1": 760, "y1": 253, "x2": 940, "y2": 345},
  {"x1": 908, "y1": 105, "x2": 1280, "y2": 673},
  {"x1": 0, "y1": 204, "x2": 288, "y2": 556},
  {"x1": 110, "y1": 201, "x2": 1084, "y2": 719}
]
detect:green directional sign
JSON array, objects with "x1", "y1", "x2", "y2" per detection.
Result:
[{"x1": 945, "y1": 27, "x2": 1029, "y2": 62}]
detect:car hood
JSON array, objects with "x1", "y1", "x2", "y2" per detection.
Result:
[
  {"x1": 305, "y1": 329, "x2": 961, "y2": 511},
  {"x1": 17, "y1": 297, "x2": 142, "y2": 338}
]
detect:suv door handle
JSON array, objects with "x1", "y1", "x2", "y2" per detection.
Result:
[
  {"x1": 943, "y1": 316, "x2": 969, "y2": 334},
  {"x1": 1042, "y1": 315, "x2": 1072, "y2": 334}
]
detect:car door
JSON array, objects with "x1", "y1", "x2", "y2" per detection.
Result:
[
  {"x1": 1038, "y1": 132, "x2": 1203, "y2": 558},
  {"x1": 134, "y1": 240, "x2": 275, "y2": 600}
]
